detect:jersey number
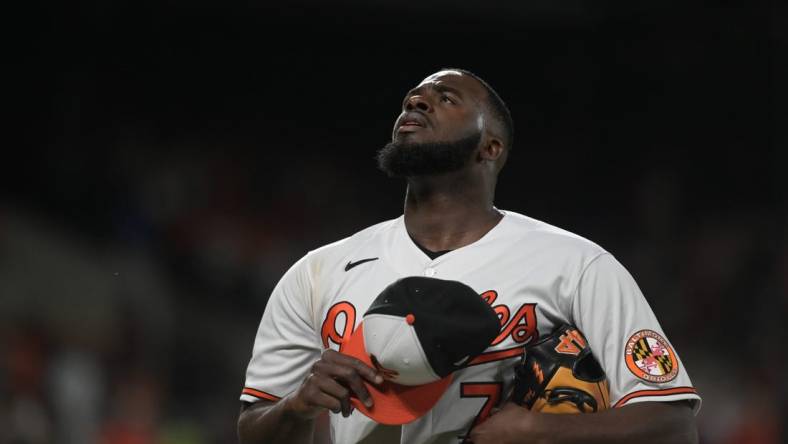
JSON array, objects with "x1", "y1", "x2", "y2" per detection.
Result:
[{"x1": 460, "y1": 382, "x2": 503, "y2": 440}]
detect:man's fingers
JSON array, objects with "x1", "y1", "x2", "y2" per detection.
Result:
[
  {"x1": 339, "y1": 395, "x2": 352, "y2": 417},
  {"x1": 317, "y1": 350, "x2": 380, "y2": 407},
  {"x1": 315, "y1": 377, "x2": 350, "y2": 401},
  {"x1": 350, "y1": 357, "x2": 385, "y2": 385},
  {"x1": 315, "y1": 377, "x2": 353, "y2": 416},
  {"x1": 312, "y1": 392, "x2": 342, "y2": 414},
  {"x1": 334, "y1": 366, "x2": 373, "y2": 408},
  {"x1": 311, "y1": 360, "x2": 373, "y2": 408},
  {"x1": 322, "y1": 349, "x2": 384, "y2": 385}
]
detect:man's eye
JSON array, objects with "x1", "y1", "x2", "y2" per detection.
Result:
[{"x1": 441, "y1": 95, "x2": 456, "y2": 104}]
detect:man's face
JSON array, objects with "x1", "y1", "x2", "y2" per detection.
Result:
[{"x1": 377, "y1": 70, "x2": 489, "y2": 177}]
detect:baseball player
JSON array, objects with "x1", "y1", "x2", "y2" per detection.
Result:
[{"x1": 238, "y1": 69, "x2": 700, "y2": 444}]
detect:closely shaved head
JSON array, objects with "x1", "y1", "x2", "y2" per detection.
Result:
[{"x1": 440, "y1": 68, "x2": 514, "y2": 152}]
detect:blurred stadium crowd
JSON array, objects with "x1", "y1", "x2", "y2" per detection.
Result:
[
  {"x1": 3, "y1": 1, "x2": 786, "y2": 443},
  {"x1": 1, "y1": 142, "x2": 785, "y2": 444}
]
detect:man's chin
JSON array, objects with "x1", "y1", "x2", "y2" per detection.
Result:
[{"x1": 376, "y1": 132, "x2": 481, "y2": 178}]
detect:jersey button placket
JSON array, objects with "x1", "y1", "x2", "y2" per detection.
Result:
[{"x1": 424, "y1": 267, "x2": 436, "y2": 277}]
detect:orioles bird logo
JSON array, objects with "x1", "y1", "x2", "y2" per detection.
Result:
[{"x1": 370, "y1": 354, "x2": 399, "y2": 380}]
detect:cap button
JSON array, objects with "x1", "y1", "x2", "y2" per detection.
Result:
[{"x1": 405, "y1": 314, "x2": 415, "y2": 325}]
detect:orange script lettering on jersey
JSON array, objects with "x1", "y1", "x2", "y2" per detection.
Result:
[
  {"x1": 320, "y1": 290, "x2": 537, "y2": 354},
  {"x1": 321, "y1": 301, "x2": 356, "y2": 352},
  {"x1": 480, "y1": 290, "x2": 538, "y2": 346}
]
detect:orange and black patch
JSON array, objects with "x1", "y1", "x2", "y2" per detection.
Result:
[{"x1": 624, "y1": 330, "x2": 678, "y2": 383}]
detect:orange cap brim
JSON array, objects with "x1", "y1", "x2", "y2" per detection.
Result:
[{"x1": 341, "y1": 322, "x2": 453, "y2": 425}]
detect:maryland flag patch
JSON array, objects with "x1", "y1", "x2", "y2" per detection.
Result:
[{"x1": 624, "y1": 330, "x2": 678, "y2": 383}]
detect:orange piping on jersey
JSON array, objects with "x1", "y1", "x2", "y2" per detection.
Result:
[
  {"x1": 613, "y1": 386, "x2": 697, "y2": 408},
  {"x1": 467, "y1": 346, "x2": 524, "y2": 366},
  {"x1": 242, "y1": 387, "x2": 281, "y2": 402}
]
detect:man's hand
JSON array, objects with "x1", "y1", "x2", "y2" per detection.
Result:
[
  {"x1": 467, "y1": 402, "x2": 533, "y2": 444},
  {"x1": 238, "y1": 350, "x2": 384, "y2": 444},
  {"x1": 285, "y1": 349, "x2": 384, "y2": 419}
]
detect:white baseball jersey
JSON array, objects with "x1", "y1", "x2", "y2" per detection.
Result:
[{"x1": 241, "y1": 210, "x2": 701, "y2": 443}]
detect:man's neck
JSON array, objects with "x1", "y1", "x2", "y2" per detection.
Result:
[{"x1": 403, "y1": 171, "x2": 502, "y2": 253}]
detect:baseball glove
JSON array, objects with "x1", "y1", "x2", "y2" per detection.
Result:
[{"x1": 510, "y1": 324, "x2": 610, "y2": 413}]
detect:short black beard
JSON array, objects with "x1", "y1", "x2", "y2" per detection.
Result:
[{"x1": 376, "y1": 131, "x2": 482, "y2": 178}]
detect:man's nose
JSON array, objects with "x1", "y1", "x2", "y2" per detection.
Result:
[{"x1": 405, "y1": 95, "x2": 432, "y2": 112}]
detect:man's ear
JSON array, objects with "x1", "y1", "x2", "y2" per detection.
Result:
[
  {"x1": 479, "y1": 135, "x2": 504, "y2": 162},
  {"x1": 477, "y1": 132, "x2": 508, "y2": 174}
]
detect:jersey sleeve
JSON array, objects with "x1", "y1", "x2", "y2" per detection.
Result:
[
  {"x1": 240, "y1": 253, "x2": 323, "y2": 404},
  {"x1": 571, "y1": 253, "x2": 701, "y2": 413}
]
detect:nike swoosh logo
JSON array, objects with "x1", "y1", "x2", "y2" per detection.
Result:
[{"x1": 345, "y1": 257, "x2": 379, "y2": 272}]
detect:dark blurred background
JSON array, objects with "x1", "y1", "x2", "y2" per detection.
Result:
[{"x1": 2, "y1": 1, "x2": 786, "y2": 443}]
